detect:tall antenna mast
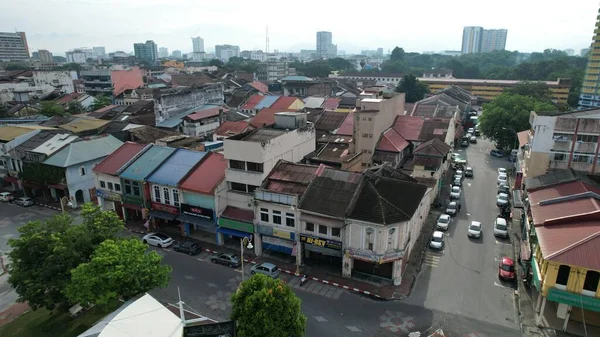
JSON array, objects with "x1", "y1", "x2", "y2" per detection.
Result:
[{"x1": 266, "y1": 25, "x2": 270, "y2": 53}]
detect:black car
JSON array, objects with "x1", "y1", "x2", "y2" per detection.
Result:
[
  {"x1": 173, "y1": 240, "x2": 202, "y2": 255},
  {"x1": 210, "y1": 253, "x2": 241, "y2": 268},
  {"x1": 490, "y1": 149, "x2": 504, "y2": 158}
]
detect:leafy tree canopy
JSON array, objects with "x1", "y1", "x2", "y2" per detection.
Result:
[
  {"x1": 231, "y1": 274, "x2": 306, "y2": 337},
  {"x1": 395, "y1": 74, "x2": 430, "y2": 103},
  {"x1": 39, "y1": 101, "x2": 66, "y2": 117},
  {"x1": 506, "y1": 81, "x2": 553, "y2": 102},
  {"x1": 66, "y1": 100, "x2": 85, "y2": 114},
  {"x1": 66, "y1": 239, "x2": 171, "y2": 306},
  {"x1": 479, "y1": 93, "x2": 556, "y2": 150},
  {"x1": 390, "y1": 47, "x2": 405, "y2": 61},
  {"x1": 209, "y1": 59, "x2": 225, "y2": 67},
  {"x1": 89, "y1": 95, "x2": 111, "y2": 111},
  {"x1": 19, "y1": 162, "x2": 65, "y2": 186},
  {"x1": 291, "y1": 58, "x2": 355, "y2": 78}
]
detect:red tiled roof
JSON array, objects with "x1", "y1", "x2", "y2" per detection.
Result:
[
  {"x1": 269, "y1": 96, "x2": 300, "y2": 110},
  {"x1": 221, "y1": 205, "x2": 254, "y2": 223},
  {"x1": 536, "y1": 222, "x2": 600, "y2": 270},
  {"x1": 185, "y1": 107, "x2": 228, "y2": 121},
  {"x1": 92, "y1": 142, "x2": 147, "y2": 175},
  {"x1": 414, "y1": 138, "x2": 451, "y2": 157},
  {"x1": 92, "y1": 104, "x2": 118, "y2": 114},
  {"x1": 376, "y1": 128, "x2": 409, "y2": 152},
  {"x1": 249, "y1": 81, "x2": 269, "y2": 93},
  {"x1": 264, "y1": 161, "x2": 318, "y2": 195},
  {"x1": 215, "y1": 121, "x2": 252, "y2": 137},
  {"x1": 530, "y1": 196, "x2": 600, "y2": 226},
  {"x1": 179, "y1": 152, "x2": 227, "y2": 194},
  {"x1": 241, "y1": 94, "x2": 264, "y2": 110},
  {"x1": 250, "y1": 108, "x2": 296, "y2": 128},
  {"x1": 393, "y1": 115, "x2": 424, "y2": 141},
  {"x1": 111, "y1": 67, "x2": 144, "y2": 97},
  {"x1": 56, "y1": 92, "x2": 82, "y2": 105},
  {"x1": 322, "y1": 98, "x2": 341, "y2": 111},
  {"x1": 404, "y1": 103, "x2": 415, "y2": 114},
  {"x1": 335, "y1": 112, "x2": 354, "y2": 136},
  {"x1": 529, "y1": 181, "x2": 600, "y2": 206}
]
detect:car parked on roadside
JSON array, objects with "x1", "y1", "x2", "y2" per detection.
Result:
[
  {"x1": 464, "y1": 167, "x2": 474, "y2": 177},
  {"x1": 496, "y1": 193, "x2": 510, "y2": 207},
  {"x1": 450, "y1": 186, "x2": 462, "y2": 199},
  {"x1": 446, "y1": 201, "x2": 460, "y2": 216},
  {"x1": 436, "y1": 214, "x2": 452, "y2": 231},
  {"x1": 456, "y1": 170, "x2": 464, "y2": 178},
  {"x1": 470, "y1": 136, "x2": 477, "y2": 144},
  {"x1": 461, "y1": 140, "x2": 469, "y2": 147},
  {"x1": 498, "y1": 168, "x2": 507, "y2": 175},
  {"x1": 142, "y1": 232, "x2": 174, "y2": 248},
  {"x1": 250, "y1": 262, "x2": 280, "y2": 278},
  {"x1": 490, "y1": 149, "x2": 504, "y2": 158},
  {"x1": 497, "y1": 174, "x2": 508, "y2": 186},
  {"x1": 467, "y1": 128, "x2": 474, "y2": 134},
  {"x1": 497, "y1": 183, "x2": 510, "y2": 194},
  {"x1": 173, "y1": 240, "x2": 202, "y2": 255},
  {"x1": 430, "y1": 231, "x2": 445, "y2": 250},
  {"x1": 498, "y1": 257, "x2": 516, "y2": 281},
  {"x1": 0, "y1": 192, "x2": 14, "y2": 202},
  {"x1": 468, "y1": 221, "x2": 482, "y2": 239},
  {"x1": 14, "y1": 196, "x2": 34, "y2": 207},
  {"x1": 211, "y1": 253, "x2": 241, "y2": 268},
  {"x1": 452, "y1": 177, "x2": 462, "y2": 187},
  {"x1": 494, "y1": 217, "x2": 509, "y2": 238}
]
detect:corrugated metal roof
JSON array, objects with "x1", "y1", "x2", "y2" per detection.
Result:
[
  {"x1": 43, "y1": 135, "x2": 123, "y2": 168},
  {"x1": 93, "y1": 142, "x2": 147, "y2": 176},
  {"x1": 59, "y1": 117, "x2": 110, "y2": 133},
  {"x1": 263, "y1": 161, "x2": 318, "y2": 195},
  {"x1": 536, "y1": 222, "x2": 600, "y2": 270},
  {"x1": 156, "y1": 104, "x2": 219, "y2": 128},
  {"x1": 146, "y1": 148, "x2": 207, "y2": 186},
  {"x1": 221, "y1": 206, "x2": 254, "y2": 223},
  {"x1": 335, "y1": 112, "x2": 354, "y2": 136},
  {"x1": 254, "y1": 95, "x2": 280, "y2": 110},
  {"x1": 282, "y1": 76, "x2": 312, "y2": 81},
  {"x1": 393, "y1": 115, "x2": 424, "y2": 141},
  {"x1": 414, "y1": 138, "x2": 451, "y2": 157},
  {"x1": 376, "y1": 128, "x2": 409, "y2": 153},
  {"x1": 303, "y1": 96, "x2": 326, "y2": 109},
  {"x1": 322, "y1": 98, "x2": 340, "y2": 111},
  {"x1": 0, "y1": 125, "x2": 55, "y2": 142},
  {"x1": 119, "y1": 145, "x2": 176, "y2": 181},
  {"x1": 249, "y1": 108, "x2": 296, "y2": 128},
  {"x1": 270, "y1": 96, "x2": 299, "y2": 110},
  {"x1": 179, "y1": 152, "x2": 227, "y2": 194},
  {"x1": 241, "y1": 95, "x2": 264, "y2": 110},
  {"x1": 31, "y1": 133, "x2": 78, "y2": 155}
]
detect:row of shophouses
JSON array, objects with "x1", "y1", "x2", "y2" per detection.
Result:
[{"x1": 90, "y1": 111, "x2": 432, "y2": 286}]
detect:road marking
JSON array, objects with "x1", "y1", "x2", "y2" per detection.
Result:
[
  {"x1": 346, "y1": 326, "x2": 361, "y2": 332},
  {"x1": 494, "y1": 281, "x2": 512, "y2": 289},
  {"x1": 380, "y1": 310, "x2": 416, "y2": 333},
  {"x1": 495, "y1": 239, "x2": 510, "y2": 245},
  {"x1": 184, "y1": 275, "x2": 195, "y2": 281},
  {"x1": 422, "y1": 253, "x2": 440, "y2": 268},
  {"x1": 313, "y1": 316, "x2": 328, "y2": 322},
  {"x1": 207, "y1": 282, "x2": 218, "y2": 288}
]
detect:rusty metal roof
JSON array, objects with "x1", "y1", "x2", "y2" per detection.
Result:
[{"x1": 263, "y1": 161, "x2": 318, "y2": 195}]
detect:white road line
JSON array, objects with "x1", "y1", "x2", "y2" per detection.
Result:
[
  {"x1": 313, "y1": 316, "x2": 328, "y2": 322},
  {"x1": 346, "y1": 326, "x2": 361, "y2": 332},
  {"x1": 494, "y1": 281, "x2": 512, "y2": 289}
]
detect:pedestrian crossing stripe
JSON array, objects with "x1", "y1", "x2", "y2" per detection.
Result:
[{"x1": 423, "y1": 254, "x2": 440, "y2": 267}]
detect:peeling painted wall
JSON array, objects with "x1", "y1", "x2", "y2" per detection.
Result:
[{"x1": 153, "y1": 84, "x2": 224, "y2": 124}]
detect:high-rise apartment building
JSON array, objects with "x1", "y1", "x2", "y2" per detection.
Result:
[
  {"x1": 37, "y1": 49, "x2": 53, "y2": 62},
  {"x1": 461, "y1": 26, "x2": 483, "y2": 54},
  {"x1": 579, "y1": 6, "x2": 600, "y2": 108},
  {"x1": 159, "y1": 47, "x2": 169, "y2": 58},
  {"x1": 316, "y1": 31, "x2": 337, "y2": 58},
  {"x1": 192, "y1": 37, "x2": 205, "y2": 53},
  {"x1": 133, "y1": 40, "x2": 158, "y2": 62},
  {"x1": 93, "y1": 46, "x2": 106, "y2": 58},
  {"x1": 0, "y1": 31, "x2": 30, "y2": 61},
  {"x1": 480, "y1": 29, "x2": 508, "y2": 53},
  {"x1": 172, "y1": 50, "x2": 182, "y2": 59},
  {"x1": 215, "y1": 44, "x2": 240, "y2": 62},
  {"x1": 66, "y1": 49, "x2": 93, "y2": 64}
]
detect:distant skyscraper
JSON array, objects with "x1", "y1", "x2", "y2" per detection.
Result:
[
  {"x1": 133, "y1": 40, "x2": 158, "y2": 61},
  {"x1": 215, "y1": 44, "x2": 240, "y2": 61},
  {"x1": 159, "y1": 47, "x2": 169, "y2": 58},
  {"x1": 461, "y1": 26, "x2": 483, "y2": 54},
  {"x1": 480, "y1": 29, "x2": 508, "y2": 53},
  {"x1": 579, "y1": 6, "x2": 600, "y2": 108},
  {"x1": 38, "y1": 49, "x2": 53, "y2": 62},
  {"x1": 172, "y1": 50, "x2": 182, "y2": 59},
  {"x1": 0, "y1": 31, "x2": 30, "y2": 61},
  {"x1": 316, "y1": 31, "x2": 337, "y2": 58},
  {"x1": 376, "y1": 48, "x2": 384, "y2": 57},
  {"x1": 93, "y1": 46, "x2": 106, "y2": 57},
  {"x1": 581, "y1": 48, "x2": 591, "y2": 57},
  {"x1": 192, "y1": 37, "x2": 205, "y2": 53}
]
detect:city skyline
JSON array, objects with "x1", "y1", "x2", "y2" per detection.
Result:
[{"x1": 0, "y1": 0, "x2": 597, "y2": 55}]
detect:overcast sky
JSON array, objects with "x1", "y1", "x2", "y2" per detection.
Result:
[{"x1": 1, "y1": 0, "x2": 598, "y2": 56}]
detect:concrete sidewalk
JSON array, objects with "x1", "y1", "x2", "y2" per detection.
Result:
[{"x1": 0, "y1": 272, "x2": 29, "y2": 328}]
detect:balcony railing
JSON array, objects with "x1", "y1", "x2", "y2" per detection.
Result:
[
  {"x1": 552, "y1": 140, "x2": 571, "y2": 152},
  {"x1": 575, "y1": 142, "x2": 597, "y2": 154},
  {"x1": 571, "y1": 161, "x2": 593, "y2": 172},
  {"x1": 549, "y1": 160, "x2": 569, "y2": 169}
]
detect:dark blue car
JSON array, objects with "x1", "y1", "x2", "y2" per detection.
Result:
[{"x1": 490, "y1": 149, "x2": 504, "y2": 158}]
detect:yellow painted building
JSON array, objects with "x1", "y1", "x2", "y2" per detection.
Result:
[
  {"x1": 579, "y1": 7, "x2": 600, "y2": 107},
  {"x1": 162, "y1": 60, "x2": 184, "y2": 69},
  {"x1": 419, "y1": 77, "x2": 571, "y2": 104}
]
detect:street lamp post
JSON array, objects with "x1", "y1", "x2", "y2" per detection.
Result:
[
  {"x1": 240, "y1": 236, "x2": 253, "y2": 282},
  {"x1": 60, "y1": 196, "x2": 72, "y2": 213}
]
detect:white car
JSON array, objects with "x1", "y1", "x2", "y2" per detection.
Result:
[
  {"x1": 430, "y1": 231, "x2": 445, "y2": 250},
  {"x1": 436, "y1": 214, "x2": 451, "y2": 231},
  {"x1": 446, "y1": 201, "x2": 460, "y2": 216},
  {"x1": 498, "y1": 168, "x2": 507, "y2": 175},
  {"x1": 142, "y1": 232, "x2": 174, "y2": 248},
  {"x1": 450, "y1": 186, "x2": 461, "y2": 199},
  {"x1": 456, "y1": 170, "x2": 464, "y2": 178},
  {"x1": 0, "y1": 192, "x2": 13, "y2": 202},
  {"x1": 497, "y1": 193, "x2": 509, "y2": 207},
  {"x1": 467, "y1": 128, "x2": 474, "y2": 134},
  {"x1": 494, "y1": 217, "x2": 508, "y2": 238},
  {"x1": 497, "y1": 174, "x2": 508, "y2": 185},
  {"x1": 468, "y1": 221, "x2": 482, "y2": 239}
]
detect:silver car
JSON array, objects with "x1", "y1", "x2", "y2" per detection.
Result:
[
  {"x1": 142, "y1": 232, "x2": 174, "y2": 248},
  {"x1": 436, "y1": 214, "x2": 451, "y2": 231},
  {"x1": 497, "y1": 193, "x2": 509, "y2": 207},
  {"x1": 450, "y1": 186, "x2": 461, "y2": 199},
  {"x1": 250, "y1": 262, "x2": 280, "y2": 278},
  {"x1": 494, "y1": 217, "x2": 509, "y2": 238},
  {"x1": 430, "y1": 231, "x2": 444, "y2": 250},
  {"x1": 14, "y1": 197, "x2": 34, "y2": 207},
  {"x1": 446, "y1": 201, "x2": 460, "y2": 216},
  {"x1": 468, "y1": 221, "x2": 482, "y2": 239}
]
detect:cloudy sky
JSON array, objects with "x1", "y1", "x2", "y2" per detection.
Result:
[{"x1": 1, "y1": 0, "x2": 598, "y2": 56}]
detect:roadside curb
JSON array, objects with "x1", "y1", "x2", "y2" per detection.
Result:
[
  {"x1": 128, "y1": 228, "x2": 384, "y2": 299},
  {"x1": 34, "y1": 202, "x2": 61, "y2": 211}
]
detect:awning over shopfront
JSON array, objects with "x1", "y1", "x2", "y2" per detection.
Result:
[
  {"x1": 21, "y1": 180, "x2": 43, "y2": 189},
  {"x1": 2, "y1": 176, "x2": 18, "y2": 184},
  {"x1": 217, "y1": 227, "x2": 252, "y2": 239},
  {"x1": 122, "y1": 203, "x2": 143, "y2": 211},
  {"x1": 149, "y1": 210, "x2": 178, "y2": 221},
  {"x1": 176, "y1": 214, "x2": 215, "y2": 229},
  {"x1": 48, "y1": 183, "x2": 68, "y2": 190}
]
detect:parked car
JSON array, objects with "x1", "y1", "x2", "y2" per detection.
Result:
[
  {"x1": 470, "y1": 136, "x2": 477, "y2": 144},
  {"x1": 475, "y1": 129, "x2": 481, "y2": 136},
  {"x1": 497, "y1": 183, "x2": 510, "y2": 195},
  {"x1": 210, "y1": 253, "x2": 241, "y2": 268},
  {"x1": 467, "y1": 128, "x2": 474, "y2": 134},
  {"x1": 446, "y1": 201, "x2": 460, "y2": 216},
  {"x1": 464, "y1": 167, "x2": 474, "y2": 177},
  {"x1": 496, "y1": 193, "x2": 510, "y2": 207},
  {"x1": 452, "y1": 177, "x2": 462, "y2": 187},
  {"x1": 450, "y1": 186, "x2": 462, "y2": 199},
  {"x1": 465, "y1": 133, "x2": 472, "y2": 139},
  {"x1": 461, "y1": 139, "x2": 469, "y2": 147},
  {"x1": 0, "y1": 192, "x2": 13, "y2": 202},
  {"x1": 250, "y1": 262, "x2": 280, "y2": 279},
  {"x1": 498, "y1": 168, "x2": 507, "y2": 175},
  {"x1": 142, "y1": 232, "x2": 174, "y2": 248},
  {"x1": 14, "y1": 197, "x2": 34, "y2": 207},
  {"x1": 173, "y1": 240, "x2": 202, "y2": 255},
  {"x1": 455, "y1": 170, "x2": 464, "y2": 178},
  {"x1": 490, "y1": 149, "x2": 504, "y2": 158},
  {"x1": 430, "y1": 231, "x2": 445, "y2": 250},
  {"x1": 436, "y1": 214, "x2": 452, "y2": 231},
  {"x1": 468, "y1": 221, "x2": 482, "y2": 239},
  {"x1": 497, "y1": 174, "x2": 508, "y2": 186},
  {"x1": 494, "y1": 217, "x2": 509, "y2": 238},
  {"x1": 498, "y1": 257, "x2": 516, "y2": 281}
]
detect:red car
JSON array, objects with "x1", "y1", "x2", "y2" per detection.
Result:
[{"x1": 498, "y1": 257, "x2": 516, "y2": 281}]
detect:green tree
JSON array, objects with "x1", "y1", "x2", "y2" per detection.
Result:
[
  {"x1": 7, "y1": 204, "x2": 124, "y2": 310},
  {"x1": 39, "y1": 101, "x2": 66, "y2": 117},
  {"x1": 231, "y1": 274, "x2": 306, "y2": 337},
  {"x1": 395, "y1": 74, "x2": 430, "y2": 103},
  {"x1": 66, "y1": 239, "x2": 171, "y2": 306},
  {"x1": 209, "y1": 59, "x2": 225, "y2": 67},
  {"x1": 66, "y1": 100, "x2": 85, "y2": 114},
  {"x1": 390, "y1": 47, "x2": 405, "y2": 62},
  {"x1": 4, "y1": 62, "x2": 30, "y2": 70},
  {"x1": 89, "y1": 95, "x2": 111, "y2": 111},
  {"x1": 479, "y1": 93, "x2": 556, "y2": 150},
  {"x1": 506, "y1": 81, "x2": 553, "y2": 102},
  {"x1": 19, "y1": 162, "x2": 66, "y2": 202}
]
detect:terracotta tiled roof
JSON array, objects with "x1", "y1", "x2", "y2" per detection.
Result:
[
  {"x1": 221, "y1": 206, "x2": 254, "y2": 223},
  {"x1": 335, "y1": 112, "x2": 354, "y2": 136},
  {"x1": 314, "y1": 111, "x2": 347, "y2": 132},
  {"x1": 185, "y1": 107, "x2": 228, "y2": 121},
  {"x1": 249, "y1": 108, "x2": 296, "y2": 128},
  {"x1": 393, "y1": 115, "x2": 424, "y2": 141},
  {"x1": 179, "y1": 152, "x2": 227, "y2": 194},
  {"x1": 419, "y1": 119, "x2": 450, "y2": 142},
  {"x1": 248, "y1": 81, "x2": 269, "y2": 93},
  {"x1": 414, "y1": 138, "x2": 451, "y2": 157},
  {"x1": 413, "y1": 156, "x2": 442, "y2": 167},
  {"x1": 376, "y1": 128, "x2": 409, "y2": 153},
  {"x1": 93, "y1": 142, "x2": 147, "y2": 175},
  {"x1": 56, "y1": 92, "x2": 82, "y2": 105},
  {"x1": 404, "y1": 103, "x2": 415, "y2": 114},
  {"x1": 321, "y1": 98, "x2": 341, "y2": 111},
  {"x1": 112, "y1": 67, "x2": 144, "y2": 97},
  {"x1": 241, "y1": 94, "x2": 264, "y2": 110},
  {"x1": 270, "y1": 96, "x2": 299, "y2": 110},
  {"x1": 215, "y1": 121, "x2": 252, "y2": 137}
]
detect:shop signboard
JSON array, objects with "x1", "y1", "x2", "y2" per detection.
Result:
[
  {"x1": 256, "y1": 224, "x2": 273, "y2": 236},
  {"x1": 345, "y1": 248, "x2": 379, "y2": 263},
  {"x1": 122, "y1": 194, "x2": 144, "y2": 205},
  {"x1": 379, "y1": 250, "x2": 404, "y2": 264},
  {"x1": 263, "y1": 236, "x2": 294, "y2": 249},
  {"x1": 257, "y1": 224, "x2": 295, "y2": 240},
  {"x1": 150, "y1": 201, "x2": 180, "y2": 215},
  {"x1": 300, "y1": 234, "x2": 342, "y2": 251},
  {"x1": 96, "y1": 189, "x2": 122, "y2": 202},
  {"x1": 547, "y1": 287, "x2": 600, "y2": 312},
  {"x1": 181, "y1": 203, "x2": 213, "y2": 220}
]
